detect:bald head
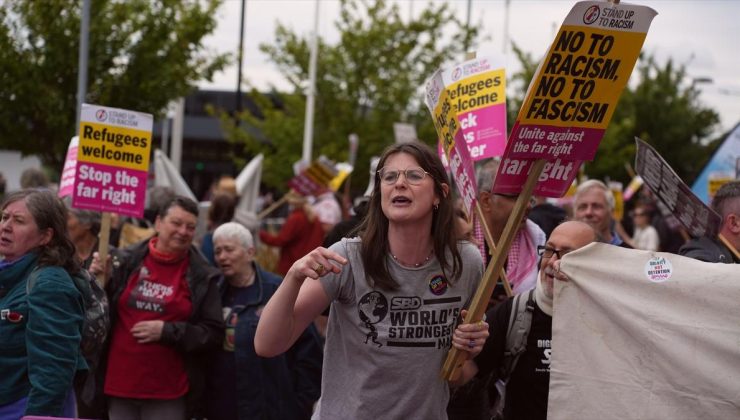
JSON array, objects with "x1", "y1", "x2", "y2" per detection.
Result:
[
  {"x1": 539, "y1": 220, "x2": 598, "y2": 298},
  {"x1": 551, "y1": 220, "x2": 599, "y2": 249}
]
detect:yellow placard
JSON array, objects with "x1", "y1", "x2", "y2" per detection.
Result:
[
  {"x1": 448, "y1": 68, "x2": 506, "y2": 114},
  {"x1": 708, "y1": 178, "x2": 733, "y2": 199},
  {"x1": 78, "y1": 121, "x2": 152, "y2": 171},
  {"x1": 519, "y1": 27, "x2": 647, "y2": 130}
]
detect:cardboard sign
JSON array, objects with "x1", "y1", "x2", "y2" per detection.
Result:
[
  {"x1": 507, "y1": 1, "x2": 656, "y2": 161},
  {"x1": 492, "y1": 157, "x2": 582, "y2": 197},
  {"x1": 393, "y1": 122, "x2": 417, "y2": 144},
  {"x1": 493, "y1": 1, "x2": 656, "y2": 197},
  {"x1": 74, "y1": 104, "x2": 153, "y2": 217},
  {"x1": 635, "y1": 137, "x2": 721, "y2": 238},
  {"x1": 439, "y1": 56, "x2": 507, "y2": 160},
  {"x1": 58, "y1": 136, "x2": 79, "y2": 197},
  {"x1": 424, "y1": 69, "x2": 478, "y2": 214},
  {"x1": 288, "y1": 157, "x2": 339, "y2": 197}
]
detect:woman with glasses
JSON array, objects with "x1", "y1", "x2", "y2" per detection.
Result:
[{"x1": 255, "y1": 142, "x2": 488, "y2": 419}]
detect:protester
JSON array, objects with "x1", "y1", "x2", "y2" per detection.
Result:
[
  {"x1": 255, "y1": 142, "x2": 488, "y2": 419},
  {"x1": 206, "y1": 222, "x2": 322, "y2": 419},
  {"x1": 322, "y1": 196, "x2": 369, "y2": 248},
  {"x1": 312, "y1": 191, "x2": 342, "y2": 234},
  {"x1": 259, "y1": 192, "x2": 325, "y2": 275},
  {"x1": 574, "y1": 179, "x2": 628, "y2": 247},
  {"x1": 0, "y1": 189, "x2": 87, "y2": 418},
  {"x1": 679, "y1": 181, "x2": 740, "y2": 263},
  {"x1": 62, "y1": 196, "x2": 112, "y2": 418},
  {"x1": 90, "y1": 195, "x2": 223, "y2": 419},
  {"x1": 528, "y1": 196, "x2": 567, "y2": 239},
  {"x1": 19, "y1": 168, "x2": 50, "y2": 190},
  {"x1": 457, "y1": 221, "x2": 599, "y2": 420},
  {"x1": 618, "y1": 205, "x2": 660, "y2": 251},
  {"x1": 201, "y1": 193, "x2": 237, "y2": 266},
  {"x1": 475, "y1": 159, "x2": 546, "y2": 295},
  {"x1": 63, "y1": 196, "x2": 103, "y2": 268}
]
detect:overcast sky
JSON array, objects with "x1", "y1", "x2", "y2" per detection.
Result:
[{"x1": 200, "y1": 0, "x2": 740, "y2": 134}]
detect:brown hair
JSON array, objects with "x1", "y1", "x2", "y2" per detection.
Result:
[
  {"x1": 2, "y1": 189, "x2": 81, "y2": 274},
  {"x1": 357, "y1": 142, "x2": 461, "y2": 290}
]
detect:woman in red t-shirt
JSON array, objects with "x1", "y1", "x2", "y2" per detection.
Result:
[{"x1": 92, "y1": 196, "x2": 223, "y2": 419}]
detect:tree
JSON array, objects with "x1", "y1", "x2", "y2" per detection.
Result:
[
  {"x1": 0, "y1": 0, "x2": 229, "y2": 169},
  {"x1": 219, "y1": 0, "x2": 477, "y2": 193},
  {"x1": 592, "y1": 56, "x2": 719, "y2": 184}
]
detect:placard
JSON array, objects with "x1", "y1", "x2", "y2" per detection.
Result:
[
  {"x1": 635, "y1": 137, "x2": 721, "y2": 238},
  {"x1": 73, "y1": 104, "x2": 153, "y2": 217}
]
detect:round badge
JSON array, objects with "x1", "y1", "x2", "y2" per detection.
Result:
[
  {"x1": 644, "y1": 256, "x2": 673, "y2": 283},
  {"x1": 429, "y1": 275, "x2": 448, "y2": 295}
]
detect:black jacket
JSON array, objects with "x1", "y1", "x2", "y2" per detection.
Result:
[
  {"x1": 206, "y1": 263, "x2": 322, "y2": 419},
  {"x1": 678, "y1": 236, "x2": 738, "y2": 264},
  {"x1": 106, "y1": 239, "x2": 224, "y2": 417}
]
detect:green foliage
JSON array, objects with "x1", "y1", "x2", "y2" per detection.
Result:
[
  {"x1": 0, "y1": 0, "x2": 229, "y2": 169},
  {"x1": 593, "y1": 56, "x2": 719, "y2": 184},
  {"x1": 222, "y1": 0, "x2": 477, "y2": 193}
]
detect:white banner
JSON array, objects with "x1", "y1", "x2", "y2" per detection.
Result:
[{"x1": 550, "y1": 243, "x2": 740, "y2": 419}]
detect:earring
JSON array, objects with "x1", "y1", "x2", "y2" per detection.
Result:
[{"x1": 434, "y1": 203, "x2": 439, "y2": 211}]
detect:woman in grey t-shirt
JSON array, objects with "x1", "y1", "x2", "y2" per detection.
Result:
[{"x1": 255, "y1": 142, "x2": 488, "y2": 419}]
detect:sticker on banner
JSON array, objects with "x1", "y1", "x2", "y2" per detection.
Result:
[{"x1": 644, "y1": 256, "x2": 673, "y2": 283}]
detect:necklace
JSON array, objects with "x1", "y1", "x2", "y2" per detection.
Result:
[{"x1": 391, "y1": 249, "x2": 434, "y2": 267}]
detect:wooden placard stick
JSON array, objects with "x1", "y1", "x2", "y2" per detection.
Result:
[
  {"x1": 96, "y1": 212, "x2": 111, "y2": 287},
  {"x1": 718, "y1": 234, "x2": 740, "y2": 261},
  {"x1": 473, "y1": 204, "x2": 513, "y2": 297},
  {"x1": 441, "y1": 159, "x2": 546, "y2": 381},
  {"x1": 258, "y1": 195, "x2": 289, "y2": 220}
]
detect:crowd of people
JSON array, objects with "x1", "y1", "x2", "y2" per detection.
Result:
[{"x1": 0, "y1": 149, "x2": 737, "y2": 419}]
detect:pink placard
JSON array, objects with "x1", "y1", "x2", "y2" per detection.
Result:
[
  {"x1": 71, "y1": 161, "x2": 148, "y2": 217},
  {"x1": 492, "y1": 157, "x2": 582, "y2": 198},
  {"x1": 458, "y1": 102, "x2": 507, "y2": 160},
  {"x1": 505, "y1": 122, "x2": 605, "y2": 161},
  {"x1": 58, "y1": 138, "x2": 79, "y2": 197}
]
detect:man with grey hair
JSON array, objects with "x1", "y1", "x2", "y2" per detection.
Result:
[
  {"x1": 679, "y1": 180, "x2": 740, "y2": 263},
  {"x1": 573, "y1": 179, "x2": 628, "y2": 247},
  {"x1": 475, "y1": 159, "x2": 546, "y2": 296}
]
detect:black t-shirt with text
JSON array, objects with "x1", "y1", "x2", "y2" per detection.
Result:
[{"x1": 474, "y1": 295, "x2": 552, "y2": 420}]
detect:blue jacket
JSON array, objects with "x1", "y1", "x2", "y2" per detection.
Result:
[
  {"x1": 215, "y1": 263, "x2": 323, "y2": 420},
  {"x1": 0, "y1": 253, "x2": 86, "y2": 416}
]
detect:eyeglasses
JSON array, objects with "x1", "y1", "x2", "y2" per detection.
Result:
[
  {"x1": 377, "y1": 167, "x2": 430, "y2": 185},
  {"x1": 537, "y1": 245, "x2": 570, "y2": 259}
]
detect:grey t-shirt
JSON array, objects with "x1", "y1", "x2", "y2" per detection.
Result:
[{"x1": 314, "y1": 238, "x2": 483, "y2": 419}]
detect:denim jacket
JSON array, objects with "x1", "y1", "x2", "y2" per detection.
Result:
[{"x1": 217, "y1": 263, "x2": 323, "y2": 420}]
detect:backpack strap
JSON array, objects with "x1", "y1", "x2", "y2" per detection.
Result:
[{"x1": 501, "y1": 289, "x2": 536, "y2": 381}]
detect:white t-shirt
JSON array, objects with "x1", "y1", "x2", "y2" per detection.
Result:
[
  {"x1": 314, "y1": 238, "x2": 483, "y2": 419},
  {"x1": 633, "y1": 225, "x2": 660, "y2": 251}
]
